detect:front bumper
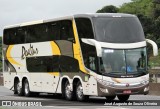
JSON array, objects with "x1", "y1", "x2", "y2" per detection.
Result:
[{"x1": 97, "y1": 82, "x2": 149, "y2": 96}]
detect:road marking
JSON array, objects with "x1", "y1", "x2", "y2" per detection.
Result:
[
  {"x1": 44, "y1": 106, "x2": 80, "y2": 109},
  {"x1": 96, "y1": 107, "x2": 131, "y2": 109}
]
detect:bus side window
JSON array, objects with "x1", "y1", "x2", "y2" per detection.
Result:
[
  {"x1": 4, "y1": 28, "x2": 16, "y2": 45},
  {"x1": 4, "y1": 28, "x2": 26, "y2": 45},
  {"x1": 3, "y1": 29, "x2": 10, "y2": 45},
  {"x1": 60, "y1": 20, "x2": 74, "y2": 42},
  {"x1": 59, "y1": 56, "x2": 79, "y2": 72},
  {"x1": 48, "y1": 22, "x2": 60, "y2": 40},
  {"x1": 75, "y1": 18, "x2": 94, "y2": 39},
  {"x1": 26, "y1": 56, "x2": 60, "y2": 72},
  {"x1": 16, "y1": 28, "x2": 26, "y2": 44},
  {"x1": 26, "y1": 24, "x2": 48, "y2": 43}
]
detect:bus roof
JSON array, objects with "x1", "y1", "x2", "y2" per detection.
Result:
[{"x1": 4, "y1": 13, "x2": 136, "y2": 29}]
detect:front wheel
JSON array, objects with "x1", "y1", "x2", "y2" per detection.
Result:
[
  {"x1": 105, "y1": 95, "x2": 116, "y2": 101},
  {"x1": 76, "y1": 81, "x2": 88, "y2": 101},
  {"x1": 117, "y1": 95, "x2": 130, "y2": 101}
]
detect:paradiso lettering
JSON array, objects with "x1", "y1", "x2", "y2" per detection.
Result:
[{"x1": 21, "y1": 44, "x2": 38, "y2": 59}]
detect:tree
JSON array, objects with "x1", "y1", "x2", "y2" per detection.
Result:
[
  {"x1": 96, "y1": 5, "x2": 118, "y2": 13},
  {"x1": 119, "y1": 0, "x2": 153, "y2": 17}
]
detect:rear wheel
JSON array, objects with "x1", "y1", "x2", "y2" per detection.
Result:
[
  {"x1": 14, "y1": 80, "x2": 23, "y2": 96},
  {"x1": 64, "y1": 81, "x2": 73, "y2": 100},
  {"x1": 117, "y1": 95, "x2": 130, "y2": 101},
  {"x1": 24, "y1": 79, "x2": 31, "y2": 97},
  {"x1": 76, "y1": 81, "x2": 88, "y2": 101},
  {"x1": 105, "y1": 95, "x2": 116, "y2": 101}
]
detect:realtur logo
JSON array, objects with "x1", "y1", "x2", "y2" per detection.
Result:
[{"x1": 21, "y1": 44, "x2": 38, "y2": 59}]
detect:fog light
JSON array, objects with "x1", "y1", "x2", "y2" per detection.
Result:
[
  {"x1": 105, "y1": 89, "x2": 109, "y2": 93},
  {"x1": 100, "y1": 88, "x2": 109, "y2": 93},
  {"x1": 144, "y1": 86, "x2": 149, "y2": 92}
]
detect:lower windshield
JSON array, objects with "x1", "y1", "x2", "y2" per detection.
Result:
[{"x1": 100, "y1": 47, "x2": 147, "y2": 76}]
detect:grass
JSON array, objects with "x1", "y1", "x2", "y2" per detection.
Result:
[{"x1": 149, "y1": 50, "x2": 160, "y2": 68}]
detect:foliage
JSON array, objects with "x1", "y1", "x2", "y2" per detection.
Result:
[
  {"x1": 119, "y1": 0, "x2": 153, "y2": 17},
  {"x1": 149, "y1": 50, "x2": 160, "y2": 67},
  {"x1": 96, "y1": 5, "x2": 118, "y2": 13}
]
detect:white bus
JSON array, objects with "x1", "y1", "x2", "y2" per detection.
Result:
[{"x1": 2, "y1": 13, "x2": 158, "y2": 101}]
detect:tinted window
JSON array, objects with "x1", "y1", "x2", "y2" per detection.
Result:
[
  {"x1": 60, "y1": 20, "x2": 74, "y2": 42},
  {"x1": 59, "y1": 56, "x2": 79, "y2": 72},
  {"x1": 81, "y1": 43, "x2": 98, "y2": 72},
  {"x1": 48, "y1": 22, "x2": 60, "y2": 40},
  {"x1": 26, "y1": 56, "x2": 59, "y2": 72},
  {"x1": 93, "y1": 17, "x2": 145, "y2": 43},
  {"x1": 27, "y1": 56, "x2": 79, "y2": 72},
  {"x1": 3, "y1": 28, "x2": 26, "y2": 45},
  {"x1": 75, "y1": 18, "x2": 94, "y2": 39},
  {"x1": 26, "y1": 24, "x2": 48, "y2": 43},
  {"x1": 3, "y1": 20, "x2": 74, "y2": 44}
]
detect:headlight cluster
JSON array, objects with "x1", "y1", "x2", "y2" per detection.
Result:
[
  {"x1": 141, "y1": 80, "x2": 149, "y2": 85},
  {"x1": 96, "y1": 78, "x2": 114, "y2": 86}
]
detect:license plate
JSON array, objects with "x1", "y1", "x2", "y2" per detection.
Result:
[{"x1": 123, "y1": 90, "x2": 131, "y2": 94}]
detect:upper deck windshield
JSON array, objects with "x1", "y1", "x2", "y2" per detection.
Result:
[
  {"x1": 100, "y1": 47, "x2": 147, "y2": 77},
  {"x1": 93, "y1": 17, "x2": 145, "y2": 43}
]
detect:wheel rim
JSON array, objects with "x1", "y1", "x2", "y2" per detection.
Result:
[
  {"x1": 77, "y1": 84, "x2": 83, "y2": 99},
  {"x1": 25, "y1": 82, "x2": 29, "y2": 95},
  {"x1": 65, "y1": 82, "x2": 72, "y2": 99},
  {"x1": 17, "y1": 82, "x2": 21, "y2": 94}
]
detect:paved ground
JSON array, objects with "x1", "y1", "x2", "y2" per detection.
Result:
[{"x1": 0, "y1": 86, "x2": 160, "y2": 109}]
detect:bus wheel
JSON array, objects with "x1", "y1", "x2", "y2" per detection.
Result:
[
  {"x1": 76, "y1": 81, "x2": 88, "y2": 101},
  {"x1": 24, "y1": 79, "x2": 31, "y2": 97},
  {"x1": 15, "y1": 80, "x2": 23, "y2": 96},
  {"x1": 117, "y1": 95, "x2": 130, "y2": 101},
  {"x1": 64, "y1": 81, "x2": 73, "y2": 100},
  {"x1": 105, "y1": 95, "x2": 116, "y2": 101}
]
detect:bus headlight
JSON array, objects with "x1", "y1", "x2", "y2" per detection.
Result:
[
  {"x1": 97, "y1": 78, "x2": 114, "y2": 86},
  {"x1": 100, "y1": 87, "x2": 109, "y2": 93},
  {"x1": 141, "y1": 80, "x2": 149, "y2": 85}
]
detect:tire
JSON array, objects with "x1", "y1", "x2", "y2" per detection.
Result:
[
  {"x1": 23, "y1": 79, "x2": 31, "y2": 97},
  {"x1": 105, "y1": 95, "x2": 116, "y2": 101},
  {"x1": 14, "y1": 80, "x2": 23, "y2": 96},
  {"x1": 76, "y1": 81, "x2": 88, "y2": 101},
  {"x1": 14, "y1": 80, "x2": 18, "y2": 94},
  {"x1": 117, "y1": 95, "x2": 130, "y2": 101},
  {"x1": 64, "y1": 81, "x2": 73, "y2": 100}
]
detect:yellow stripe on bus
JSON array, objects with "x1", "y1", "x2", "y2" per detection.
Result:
[
  {"x1": 6, "y1": 45, "x2": 22, "y2": 66},
  {"x1": 48, "y1": 72, "x2": 60, "y2": 76},
  {"x1": 72, "y1": 20, "x2": 89, "y2": 74},
  {"x1": 50, "y1": 41, "x2": 61, "y2": 55},
  {"x1": 49, "y1": 42, "x2": 60, "y2": 76}
]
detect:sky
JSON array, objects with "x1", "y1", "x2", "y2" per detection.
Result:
[{"x1": 0, "y1": 0, "x2": 131, "y2": 36}]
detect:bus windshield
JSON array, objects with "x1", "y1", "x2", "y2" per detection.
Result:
[
  {"x1": 93, "y1": 17, "x2": 145, "y2": 43},
  {"x1": 100, "y1": 47, "x2": 147, "y2": 76}
]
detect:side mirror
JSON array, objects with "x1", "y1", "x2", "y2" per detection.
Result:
[{"x1": 146, "y1": 39, "x2": 158, "y2": 56}]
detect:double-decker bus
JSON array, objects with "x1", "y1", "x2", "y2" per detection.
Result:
[{"x1": 2, "y1": 13, "x2": 158, "y2": 101}]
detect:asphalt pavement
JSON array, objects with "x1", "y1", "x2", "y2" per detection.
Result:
[{"x1": 0, "y1": 86, "x2": 160, "y2": 109}]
